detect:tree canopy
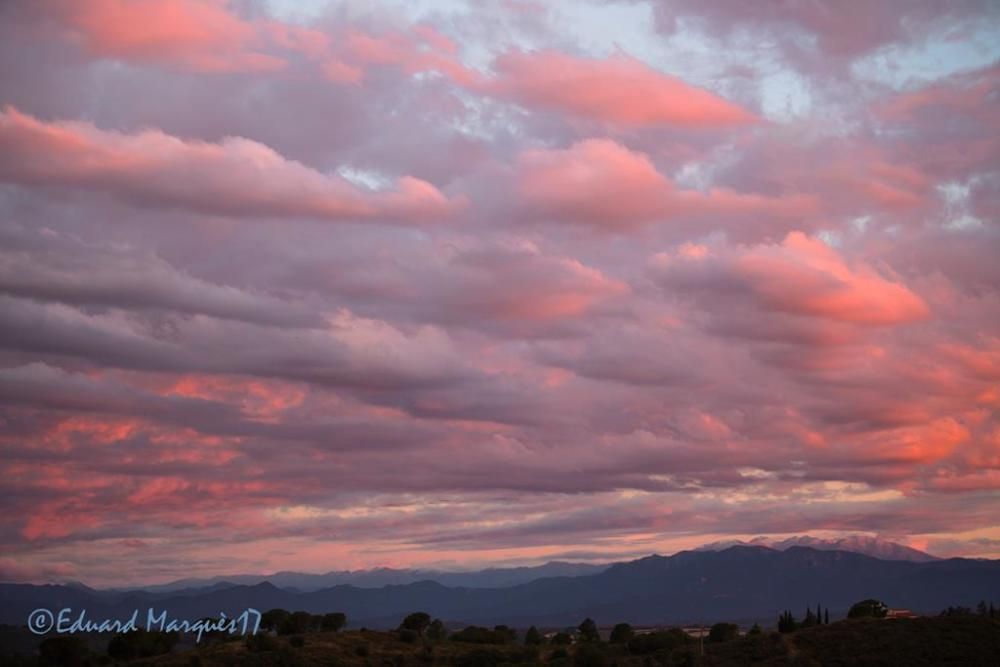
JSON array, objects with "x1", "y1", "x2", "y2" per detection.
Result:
[{"x1": 848, "y1": 599, "x2": 889, "y2": 619}]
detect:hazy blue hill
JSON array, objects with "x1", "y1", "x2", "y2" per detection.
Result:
[{"x1": 129, "y1": 560, "x2": 608, "y2": 594}]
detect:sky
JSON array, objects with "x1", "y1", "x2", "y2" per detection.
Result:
[{"x1": 0, "y1": 0, "x2": 998, "y2": 588}]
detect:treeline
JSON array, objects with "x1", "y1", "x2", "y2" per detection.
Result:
[
  {"x1": 941, "y1": 599, "x2": 998, "y2": 617},
  {"x1": 259, "y1": 609, "x2": 346, "y2": 635},
  {"x1": 777, "y1": 603, "x2": 832, "y2": 632}
]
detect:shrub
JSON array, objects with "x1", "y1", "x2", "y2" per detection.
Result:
[
  {"x1": 454, "y1": 648, "x2": 506, "y2": 667},
  {"x1": 39, "y1": 636, "x2": 90, "y2": 667},
  {"x1": 778, "y1": 610, "x2": 798, "y2": 633},
  {"x1": 578, "y1": 617, "x2": 599, "y2": 642},
  {"x1": 260, "y1": 608, "x2": 290, "y2": 633},
  {"x1": 321, "y1": 612, "x2": 347, "y2": 632},
  {"x1": 627, "y1": 629, "x2": 690, "y2": 655},
  {"x1": 449, "y1": 625, "x2": 513, "y2": 644},
  {"x1": 107, "y1": 629, "x2": 179, "y2": 660},
  {"x1": 426, "y1": 618, "x2": 447, "y2": 640},
  {"x1": 708, "y1": 622, "x2": 739, "y2": 643},
  {"x1": 400, "y1": 611, "x2": 432, "y2": 635},
  {"x1": 609, "y1": 622, "x2": 634, "y2": 644},
  {"x1": 246, "y1": 632, "x2": 279, "y2": 652},
  {"x1": 574, "y1": 642, "x2": 608, "y2": 666},
  {"x1": 279, "y1": 611, "x2": 314, "y2": 635}
]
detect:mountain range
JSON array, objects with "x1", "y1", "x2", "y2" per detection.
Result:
[
  {"x1": 695, "y1": 534, "x2": 939, "y2": 563},
  {"x1": 2, "y1": 545, "x2": 997, "y2": 629},
  {"x1": 127, "y1": 560, "x2": 608, "y2": 594},
  {"x1": 116, "y1": 535, "x2": 938, "y2": 594}
]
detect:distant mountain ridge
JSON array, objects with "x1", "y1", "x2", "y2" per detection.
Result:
[
  {"x1": 127, "y1": 560, "x2": 608, "y2": 594},
  {"x1": 111, "y1": 535, "x2": 934, "y2": 595},
  {"x1": 2, "y1": 546, "x2": 997, "y2": 629},
  {"x1": 696, "y1": 535, "x2": 938, "y2": 562}
]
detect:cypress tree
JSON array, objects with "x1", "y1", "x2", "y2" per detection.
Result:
[{"x1": 778, "y1": 610, "x2": 798, "y2": 633}]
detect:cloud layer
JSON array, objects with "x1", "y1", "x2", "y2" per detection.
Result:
[{"x1": 0, "y1": 0, "x2": 997, "y2": 585}]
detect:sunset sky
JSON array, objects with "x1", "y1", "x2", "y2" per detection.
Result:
[{"x1": 0, "y1": 0, "x2": 998, "y2": 587}]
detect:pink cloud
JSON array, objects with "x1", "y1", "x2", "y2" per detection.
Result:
[
  {"x1": 655, "y1": 232, "x2": 930, "y2": 326},
  {"x1": 340, "y1": 27, "x2": 479, "y2": 86},
  {"x1": 31, "y1": 1, "x2": 478, "y2": 87},
  {"x1": 438, "y1": 247, "x2": 629, "y2": 324},
  {"x1": 43, "y1": 0, "x2": 285, "y2": 72},
  {"x1": 517, "y1": 139, "x2": 674, "y2": 227},
  {"x1": 735, "y1": 232, "x2": 931, "y2": 326},
  {"x1": 0, "y1": 106, "x2": 458, "y2": 222},
  {"x1": 515, "y1": 139, "x2": 818, "y2": 230},
  {"x1": 489, "y1": 50, "x2": 757, "y2": 127}
]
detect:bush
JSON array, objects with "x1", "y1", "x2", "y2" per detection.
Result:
[
  {"x1": 400, "y1": 611, "x2": 432, "y2": 635},
  {"x1": 552, "y1": 632, "x2": 573, "y2": 645},
  {"x1": 427, "y1": 618, "x2": 447, "y2": 640},
  {"x1": 39, "y1": 636, "x2": 90, "y2": 667},
  {"x1": 107, "y1": 629, "x2": 179, "y2": 660},
  {"x1": 454, "y1": 648, "x2": 507, "y2": 667},
  {"x1": 246, "y1": 633, "x2": 279, "y2": 652},
  {"x1": 708, "y1": 622, "x2": 739, "y2": 643},
  {"x1": 627, "y1": 629, "x2": 690, "y2": 655},
  {"x1": 941, "y1": 606, "x2": 973, "y2": 617},
  {"x1": 525, "y1": 625, "x2": 544, "y2": 645},
  {"x1": 321, "y1": 612, "x2": 347, "y2": 632},
  {"x1": 279, "y1": 611, "x2": 314, "y2": 635},
  {"x1": 578, "y1": 617, "x2": 599, "y2": 642},
  {"x1": 609, "y1": 622, "x2": 634, "y2": 644},
  {"x1": 574, "y1": 642, "x2": 608, "y2": 666},
  {"x1": 289, "y1": 635, "x2": 305, "y2": 648},
  {"x1": 399, "y1": 628, "x2": 420, "y2": 643},
  {"x1": 494, "y1": 624, "x2": 517, "y2": 643},
  {"x1": 449, "y1": 625, "x2": 513, "y2": 644},
  {"x1": 260, "y1": 608, "x2": 290, "y2": 633}
]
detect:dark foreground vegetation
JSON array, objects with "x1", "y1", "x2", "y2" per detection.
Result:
[{"x1": 3, "y1": 606, "x2": 999, "y2": 666}]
